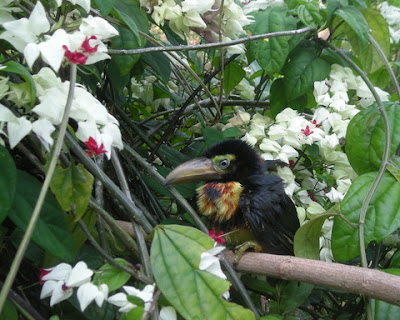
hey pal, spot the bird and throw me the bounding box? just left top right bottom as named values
left=165, top=139, right=300, bottom=256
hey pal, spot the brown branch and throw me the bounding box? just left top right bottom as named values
left=225, top=251, right=400, bottom=306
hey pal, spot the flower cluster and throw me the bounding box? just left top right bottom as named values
left=0, top=1, right=122, bottom=158
left=380, top=1, right=400, bottom=43
left=221, top=64, right=389, bottom=261
left=39, top=261, right=177, bottom=319
left=140, top=0, right=253, bottom=53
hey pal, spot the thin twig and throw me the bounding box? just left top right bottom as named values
left=77, top=219, right=152, bottom=284
left=65, top=132, right=154, bottom=233
left=111, top=152, right=153, bottom=281
left=108, top=27, right=313, bottom=55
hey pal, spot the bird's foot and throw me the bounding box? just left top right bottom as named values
left=234, top=241, right=263, bottom=265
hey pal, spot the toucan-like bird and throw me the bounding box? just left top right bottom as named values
left=165, top=139, right=299, bottom=256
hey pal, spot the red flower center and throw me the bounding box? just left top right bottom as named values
left=84, top=137, right=107, bottom=157
left=208, top=228, right=226, bottom=244
left=301, top=125, right=314, bottom=136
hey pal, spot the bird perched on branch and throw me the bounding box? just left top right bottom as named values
left=165, top=139, right=299, bottom=257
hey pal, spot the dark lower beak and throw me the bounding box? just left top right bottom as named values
left=164, top=157, right=221, bottom=185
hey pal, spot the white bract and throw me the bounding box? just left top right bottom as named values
left=108, top=284, right=155, bottom=314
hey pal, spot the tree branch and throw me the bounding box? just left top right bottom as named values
left=225, top=251, right=400, bottom=306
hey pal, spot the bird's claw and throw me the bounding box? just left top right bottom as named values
left=233, top=241, right=263, bottom=265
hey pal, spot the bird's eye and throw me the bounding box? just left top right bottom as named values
left=219, top=158, right=230, bottom=168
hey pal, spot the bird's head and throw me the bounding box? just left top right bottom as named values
left=165, top=139, right=265, bottom=185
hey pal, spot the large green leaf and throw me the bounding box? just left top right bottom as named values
left=283, top=46, right=330, bottom=100
left=50, top=163, right=94, bottom=220
left=223, top=62, right=245, bottom=95
left=331, top=172, right=400, bottom=262
left=0, top=144, right=17, bottom=223
left=9, top=171, right=75, bottom=262
left=151, top=225, right=255, bottom=320
left=2, top=61, right=36, bottom=108
left=344, top=9, right=390, bottom=73
left=294, top=213, right=336, bottom=260
left=246, top=7, right=297, bottom=74
left=141, top=51, right=172, bottom=84
left=346, top=102, right=400, bottom=175
left=374, top=269, right=400, bottom=319
left=335, top=6, right=369, bottom=51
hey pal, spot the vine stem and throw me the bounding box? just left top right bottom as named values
left=325, top=41, right=392, bottom=320
left=108, top=27, right=313, bottom=55
left=0, top=63, right=77, bottom=312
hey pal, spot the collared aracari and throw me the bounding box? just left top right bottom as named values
left=165, top=139, right=299, bottom=255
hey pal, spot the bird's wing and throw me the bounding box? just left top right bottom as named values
left=240, top=174, right=300, bottom=255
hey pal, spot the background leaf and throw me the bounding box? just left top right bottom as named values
left=294, top=213, right=335, bottom=260
left=0, top=144, right=17, bottom=223
left=335, top=6, right=369, bottom=50
left=331, top=172, right=400, bottom=262
left=246, top=7, right=297, bottom=74
left=223, top=62, right=245, bottom=95
left=151, top=225, right=255, bottom=320
left=9, top=171, right=75, bottom=262
left=283, top=46, right=330, bottom=100
left=50, top=163, right=94, bottom=220
left=346, top=102, right=400, bottom=175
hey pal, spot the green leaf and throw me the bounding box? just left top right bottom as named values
left=142, top=52, right=172, bottom=84
left=2, top=61, right=36, bottom=108
left=202, top=127, right=224, bottom=147
left=151, top=225, right=255, bottom=320
left=223, top=62, right=245, bottom=95
left=113, top=0, right=148, bottom=46
left=222, top=127, right=243, bottom=139
left=246, top=7, right=297, bottom=73
left=50, top=163, right=94, bottom=221
left=283, top=46, right=330, bottom=100
left=94, top=258, right=131, bottom=291
left=279, top=281, right=314, bottom=313
left=387, top=155, right=400, bottom=182
left=126, top=295, right=144, bottom=307
left=9, top=171, right=75, bottom=262
left=93, top=0, right=115, bottom=16
left=0, top=299, right=17, bottom=320
left=335, top=6, right=369, bottom=50
left=111, top=26, right=142, bottom=77
left=294, top=213, right=336, bottom=260
left=344, top=9, right=390, bottom=73
left=346, top=102, right=400, bottom=175
left=374, top=269, right=400, bottom=319
left=159, top=145, right=191, bottom=167
left=126, top=306, right=144, bottom=320
left=331, top=172, right=400, bottom=262
left=0, top=144, right=17, bottom=223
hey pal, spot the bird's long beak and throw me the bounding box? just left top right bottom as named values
left=164, top=157, right=221, bottom=185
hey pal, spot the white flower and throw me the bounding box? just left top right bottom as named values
left=242, top=132, right=257, bottom=146
left=32, top=118, right=56, bottom=151
left=80, top=16, right=119, bottom=40
left=0, top=2, right=50, bottom=52
left=306, top=202, right=326, bottom=219
left=199, top=246, right=226, bottom=280
left=77, top=283, right=108, bottom=311
left=181, top=0, right=215, bottom=14
left=325, top=187, right=344, bottom=203
left=160, top=306, right=177, bottom=320
left=108, top=284, right=155, bottom=314
left=65, top=261, right=93, bottom=287
left=7, top=116, right=32, bottom=148
left=183, top=10, right=207, bottom=29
